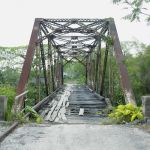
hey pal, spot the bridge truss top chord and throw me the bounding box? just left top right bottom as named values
left=38, top=18, right=109, bottom=59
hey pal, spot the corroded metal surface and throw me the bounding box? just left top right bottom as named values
left=109, top=18, right=136, bottom=105
left=16, top=18, right=42, bottom=110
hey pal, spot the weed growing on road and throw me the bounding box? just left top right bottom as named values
left=14, top=106, right=43, bottom=124
left=24, top=106, right=44, bottom=124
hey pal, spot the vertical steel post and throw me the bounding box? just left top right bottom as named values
left=109, top=18, right=136, bottom=105
left=89, top=55, right=92, bottom=89
left=49, top=40, right=55, bottom=91
left=51, top=61, right=55, bottom=91
left=53, top=53, right=57, bottom=89
left=98, top=47, right=102, bottom=94
left=40, top=42, right=49, bottom=96
left=35, top=45, right=41, bottom=103
left=60, top=56, right=64, bottom=85
left=16, top=18, right=42, bottom=110
left=89, top=56, right=92, bottom=88
left=95, top=38, right=101, bottom=91
left=48, top=39, right=52, bottom=93
left=109, top=46, right=114, bottom=101
left=100, top=43, right=109, bottom=95
left=92, top=59, right=95, bottom=90
left=57, top=54, right=61, bottom=88
left=86, top=56, right=89, bottom=86
left=48, top=38, right=55, bottom=91
left=85, top=56, right=88, bottom=85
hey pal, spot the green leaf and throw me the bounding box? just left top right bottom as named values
left=108, top=103, right=144, bottom=124
left=115, top=111, right=122, bottom=117
left=124, top=110, right=131, bottom=115
left=36, top=117, right=44, bottom=124
left=131, top=114, right=137, bottom=122
left=117, top=105, right=125, bottom=110
left=112, top=0, right=122, bottom=4
left=96, top=112, right=102, bottom=115
left=136, top=112, right=144, bottom=120
left=25, top=106, right=37, bottom=115
left=125, top=103, right=135, bottom=110
left=108, top=113, right=115, bottom=118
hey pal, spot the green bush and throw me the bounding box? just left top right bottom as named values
left=108, top=103, right=144, bottom=123
left=24, top=106, right=43, bottom=124
left=0, top=86, right=16, bottom=120
left=13, top=106, right=43, bottom=124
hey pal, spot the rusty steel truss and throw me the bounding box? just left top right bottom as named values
left=15, top=18, right=136, bottom=110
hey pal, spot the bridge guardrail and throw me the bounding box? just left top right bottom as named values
left=13, top=90, right=28, bottom=113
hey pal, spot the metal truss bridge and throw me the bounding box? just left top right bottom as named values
left=15, top=18, right=136, bottom=111
left=0, top=18, right=139, bottom=146
left=0, top=17, right=136, bottom=124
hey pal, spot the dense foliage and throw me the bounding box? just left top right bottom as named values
left=122, top=41, right=150, bottom=105
left=64, top=62, right=86, bottom=84
left=0, top=41, right=150, bottom=115
left=0, top=46, right=26, bottom=85
left=0, top=86, right=16, bottom=120
left=108, top=103, right=144, bottom=123
left=24, top=106, right=43, bottom=124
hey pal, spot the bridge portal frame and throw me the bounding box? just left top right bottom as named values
left=15, top=18, right=136, bottom=111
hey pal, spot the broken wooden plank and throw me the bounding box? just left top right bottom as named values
left=45, top=101, right=58, bottom=121
left=79, top=108, right=84, bottom=116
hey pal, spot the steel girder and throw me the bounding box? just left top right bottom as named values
left=109, top=18, right=136, bottom=105
left=15, top=18, right=42, bottom=111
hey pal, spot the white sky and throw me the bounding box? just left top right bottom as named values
left=0, top=0, right=150, bottom=46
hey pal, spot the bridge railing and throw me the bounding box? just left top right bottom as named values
left=13, top=90, right=28, bottom=113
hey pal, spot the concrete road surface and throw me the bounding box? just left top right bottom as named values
left=0, top=124, right=150, bottom=150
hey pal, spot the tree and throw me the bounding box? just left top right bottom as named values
left=121, top=41, right=150, bottom=105
left=112, top=0, right=150, bottom=23
left=64, top=61, right=86, bottom=84
left=0, top=46, right=27, bottom=86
